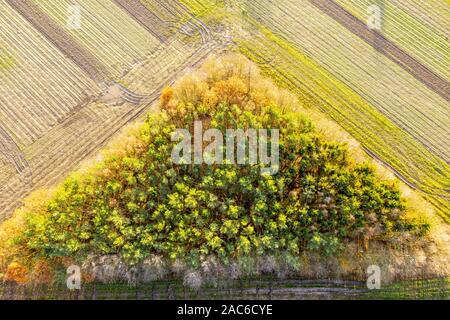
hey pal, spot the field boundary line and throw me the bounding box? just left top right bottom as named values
left=309, top=0, right=450, bottom=102
left=6, top=0, right=110, bottom=83
left=113, top=0, right=169, bottom=42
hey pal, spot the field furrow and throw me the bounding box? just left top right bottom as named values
left=0, top=37, right=220, bottom=219
left=114, top=0, right=169, bottom=41
left=309, top=0, right=449, bottom=102
left=32, top=0, right=161, bottom=78
left=6, top=0, right=110, bottom=82
left=0, top=1, right=99, bottom=146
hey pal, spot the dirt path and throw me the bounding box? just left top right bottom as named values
left=309, top=0, right=450, bottom=102
left=6, top=0, right=109, bottom=83
left=113, top=0, right=169, bottom=42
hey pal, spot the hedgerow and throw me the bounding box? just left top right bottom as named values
left=0, top=54, right=427, bottom=282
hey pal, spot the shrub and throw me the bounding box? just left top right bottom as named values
left=32, top=260, right=53, bottom=285
left=4, top=262, right=28, bottom=285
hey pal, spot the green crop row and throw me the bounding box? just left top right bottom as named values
left=234, top=19, right=450, bottom=221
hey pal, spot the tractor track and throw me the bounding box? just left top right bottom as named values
left=6, top=0, right=109, bottom=83
left=0, top=126, right=30, bottom=176
left=309, top=0, right=450, bottom=102
left=113, top=0, right=169, bottom=42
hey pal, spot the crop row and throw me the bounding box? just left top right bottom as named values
left=244, top=0, right=449, bottom=162
left=0, top=1, right=99, bottom=146
left=32, top=0, right=161, bottom=78
left=232, top=4, right=449, bottom=219
left=335, top=0, right=449, bottom=82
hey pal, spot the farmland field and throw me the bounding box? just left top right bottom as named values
left=6, top=0, right=110, bottom=82
left=0, top=0, right=449, bottom=302
left=335, top=0, right=449, bottom=83
left=31, top=0, right=161, bottom=78
left=0, top=0, right=222, bottom=219
left=181, top=0, right=449, bottom=220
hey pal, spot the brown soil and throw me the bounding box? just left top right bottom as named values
left=310, top=0, right=450, bottom=102
left=6, top=0, right=109, bottom=83
left=114, top=0, right=169, bottom=42
left=0, top=126, right=28, bottom=175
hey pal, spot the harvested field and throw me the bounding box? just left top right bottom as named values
left=310, top=0, right=449, bottom=102
left=114, top=0, right=169, bottom=42
left=6, top=0, right=109, bottom=82
left=0, top=1, right=100, bottom=146
left=32, top=0, right=161, bottom=78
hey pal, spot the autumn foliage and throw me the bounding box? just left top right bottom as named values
left=4, top=262, right=28, bottom=285
left=0, top=54, right=428, bottom=283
